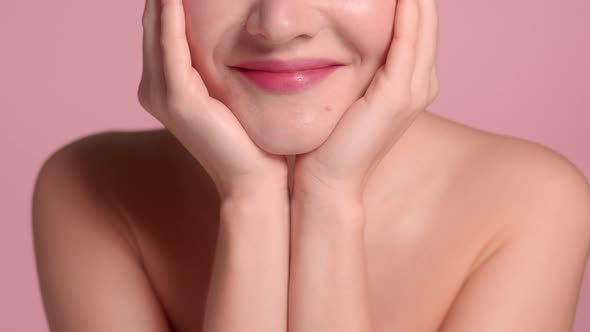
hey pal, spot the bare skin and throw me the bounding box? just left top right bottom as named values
left=32, top=0, right=590, bottom=330
left=33, top=110, right=590, bottom=332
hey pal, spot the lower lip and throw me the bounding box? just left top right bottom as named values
left=233, top=66, right=341, bottom=93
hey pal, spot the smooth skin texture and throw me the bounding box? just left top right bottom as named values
left=182, top=0, right=394, bottom=155
left=286, top=0, right=438, bottom=331
left=32, top=0, right=590, bottom=332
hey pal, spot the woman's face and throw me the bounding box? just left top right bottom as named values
left=184, top=0, right=397, bottom=155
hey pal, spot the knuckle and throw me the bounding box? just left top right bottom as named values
left=430, top=86, right=440, bottom=102
left=137, top=87, right=153, bottom=113
left=137, top=79, right=161, bottom=114
left=430, top=74, right=440, bottom=100
left=141, top=12, right=153, bottom=29
left=137, top=80, right=149, bottom=104
left=416, top=99, right=430, bottom=112
left=432, top=78, right=440, bottom=94
left=413, top=88, right=429, bottom=108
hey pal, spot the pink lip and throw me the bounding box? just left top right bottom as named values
left=231, top=58, right=343, bottom=93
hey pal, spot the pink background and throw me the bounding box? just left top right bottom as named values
left=1, top=1, right=589, bottom=330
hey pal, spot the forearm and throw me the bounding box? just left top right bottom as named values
left=288, top=195, right=373, bottom=332
left=202, top=191, right=290, bottom=332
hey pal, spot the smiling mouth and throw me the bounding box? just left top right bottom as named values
left=232, top=66, right=342, bottom=93
left=233, top=58, right=344, bottom=72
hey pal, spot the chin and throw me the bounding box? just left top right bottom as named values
left=205, top=90, right=349, bottom=156
left=249, top=127, right=329, bottom=155
left=237, top=101, right=341, bottom=155
left=205, top=65, right=364, bottom=156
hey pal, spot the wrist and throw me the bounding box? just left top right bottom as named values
left=290, top=182, right=363, bottom=211
left=220, top=189, right=290, bottom=229
left=290, top=191, right=366, bottom=230
left=290, top=166, right=365, bottom=206
left=219, top=177, right=289, bottom=202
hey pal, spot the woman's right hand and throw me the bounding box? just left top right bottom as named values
left=137, top=0, right=289, bottom=199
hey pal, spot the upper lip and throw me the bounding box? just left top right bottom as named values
left=232, top=58, right=343, bottom=73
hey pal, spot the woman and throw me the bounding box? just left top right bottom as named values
left=32, top=0, right=590, bottom=331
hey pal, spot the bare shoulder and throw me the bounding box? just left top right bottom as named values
left=404, top=113, right=589, bottom=269
left=40, top=127, right=217, bottom=208
left=36, top=128, right=198, bottom=182
left=423, top=112, right=590, bottom=225
left=428, top=110, right=590, bottom=258
left=421, top=114, right=590, bottom=331
left=33, top=128, right=219, bottom=248
left=461, top=119, right=590, bottom=234
left=32, top=129, right=222, bottom=331
left=33, top=129, right=167, bottom=253
left=31, top=129, right=191, bottom=331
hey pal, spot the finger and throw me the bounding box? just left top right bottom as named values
left=378, top=0, right=420, bottom=104
left=310, top=0, right=420, bottom=175
left=428, top=65, right=440, bottom=101
left=159, top=0, right=194, bottom=99
left=141, top=0, right=162, bottom=80
left=412, top=0, right=439, bottom=95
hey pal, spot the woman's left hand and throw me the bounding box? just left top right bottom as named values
left=292, top=0, right=440, bottom=201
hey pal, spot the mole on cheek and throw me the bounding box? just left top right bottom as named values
left=324, top=105, right=333, bottom=112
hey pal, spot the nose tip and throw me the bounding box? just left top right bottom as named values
left=245, top=1, right=319, bottom=46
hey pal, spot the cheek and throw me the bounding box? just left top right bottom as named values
left=338, top=0, right=396, bottom=63
left=368, top=4, right=396, bottom=63
left=184, top=1, right=241, bottom=92
left=184, top=2, right=225, bottom=60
